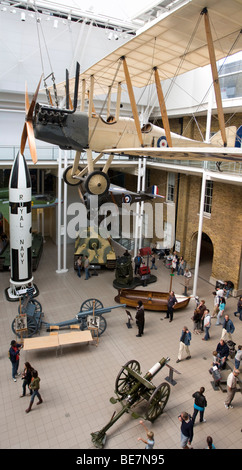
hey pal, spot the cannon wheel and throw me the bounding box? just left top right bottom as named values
left=78, top=314, right=107, bottom=336
left=97, top=314, right=107, bottom=336
left=11, top=314, right=38, bottom=338
left=80, top=298, right=103, bottom=312
left=18, top=299, right=42, bottom=315
left=115, top=359, right=141, bottom=398
left=145, top=382, right=170, bottom=422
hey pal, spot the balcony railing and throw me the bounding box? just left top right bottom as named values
left=0, top=145, right=242, bottom=176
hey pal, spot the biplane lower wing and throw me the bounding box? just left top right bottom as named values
left=103, top=147, right=242, bottom=163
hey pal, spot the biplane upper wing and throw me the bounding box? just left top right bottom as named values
left=55, top=0, right=242, bottom=97
left=102, top=146, right=242, bottom=163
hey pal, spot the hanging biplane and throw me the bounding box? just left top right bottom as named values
left=20, top=0, right=242, bottom=198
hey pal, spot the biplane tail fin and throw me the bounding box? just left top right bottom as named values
left=210, top=126, right=237, bottom=147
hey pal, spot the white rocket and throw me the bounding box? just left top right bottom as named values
left=9, top=152, right=33, bottom=288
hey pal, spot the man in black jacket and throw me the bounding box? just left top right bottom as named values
left=216, top=339, right=229, bottom=369
left=135, top=300, right=145, bottom=337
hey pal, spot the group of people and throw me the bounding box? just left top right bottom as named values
left=134, top=251, right=158, bottom=274
left=76, top=254, right=91, bottom=280
left=171, top=252, right=186, bottom=275
left=138, top=387, right=214, bottom=449
left=191, top=294, right=236, bottom=344
left=9, top=341, right=43, bottom=413
left=178, top=387, right=213, bottom=450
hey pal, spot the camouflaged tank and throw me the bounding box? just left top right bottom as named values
left=74, top=227, right=116, bottom=270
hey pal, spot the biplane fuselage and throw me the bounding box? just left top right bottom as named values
left=34, top=108, right=231, bottom=154
left=89, top=115, right=212, bottom=152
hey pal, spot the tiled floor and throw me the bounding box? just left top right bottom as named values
left=0, top=239, right=241, bottom=450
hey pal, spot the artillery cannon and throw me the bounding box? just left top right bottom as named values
left=91, top=357, right=170, bottom=449
left=12, top=297, right=126, bottom=338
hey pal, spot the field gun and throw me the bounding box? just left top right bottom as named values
left=91, top=357, right=170, bottom=448
left=45, top=298, right=126, bottom=336
left=12, top=297, right=126, bottom=338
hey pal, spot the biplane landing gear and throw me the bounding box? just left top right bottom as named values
left=145, top=382, right=170, bottom=422
left=63, top=165, right=83, bottom=186
left=85, top=170, right=110, bottom=196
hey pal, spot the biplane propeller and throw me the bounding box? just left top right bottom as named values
left=21, top=1, right=242, bottom=198
left=20, top=76, right=42, bottom=164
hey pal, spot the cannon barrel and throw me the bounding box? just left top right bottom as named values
left=43, top=303, right=126, bottom=330
left=75, top=303, right=126, bottom=320
left=91, top=357, right=170, bottom=448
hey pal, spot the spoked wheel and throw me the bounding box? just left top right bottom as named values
left=96, top=314, right=107, bottom=336
left=85, top=171, right=110, bottom=196
left=11, top=314, right=38, bottom=338
left=63, top=165, right=83, bottom=186
left=115, top=359, right=141, bottom=398
left=78, top=313, right=107, bottom=336
left=80, top=298, right=103, bottom=312
left=145, top=382, right=170, bottom=422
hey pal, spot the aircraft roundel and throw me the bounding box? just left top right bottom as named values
left=123, top=194, right=132, bottom=203
left=157, top=136, right=168, bottom=147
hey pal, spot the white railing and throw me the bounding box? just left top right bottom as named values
left=1, top=145, right=242, bottom=176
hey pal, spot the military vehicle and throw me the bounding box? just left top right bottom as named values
left=74, top=227, right=116, bottom=270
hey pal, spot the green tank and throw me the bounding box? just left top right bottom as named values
left=74, top=227, right=116, bottom=270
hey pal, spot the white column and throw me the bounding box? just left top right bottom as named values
left=134, top=159, right=141, bottom=256
left=56, top=148, right=62, bottom=273
left=192, top=170, right=207, bottom=297
left=56, top=149, right=68, bottom=273
left=63, top=151, right=68, bottom=271
left=138, top=157, right=146, bottom=250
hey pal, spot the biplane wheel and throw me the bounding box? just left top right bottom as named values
left=11, top=314, right=38, bottom=338
left=145, top=382, right=170, bottom=422
left=18, top=299, right=42, bottom=315
left=80, top=298, right=103, bottom=312
left=63, top=165, right=82, bottom=186
left=85, top=170, right=110, bottom=196
left=115, top=359, right=141, bottom=397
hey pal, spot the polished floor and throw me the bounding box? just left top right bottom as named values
left=0, top=239, right=241, bottom=450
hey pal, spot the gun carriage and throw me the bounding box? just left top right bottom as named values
left=91, top=357, right=170, bottom=448
left=11, top=297, right=125, bottom=338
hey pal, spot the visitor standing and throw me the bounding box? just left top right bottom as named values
left=9, top=340, right=22, bottom=382
left=166, top=291, right=178, bottom=322
left=176, top=327, right=192, bottom=363
left=84, top=255, right=91, bottom=280
left=178, top=412, right=194, bottom=449
left=192, top=387, right=207, bottom=423
left=135, top=300, right=145, bottom=337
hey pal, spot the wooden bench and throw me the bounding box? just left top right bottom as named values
left=23, top=330, right=93, bottom=355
